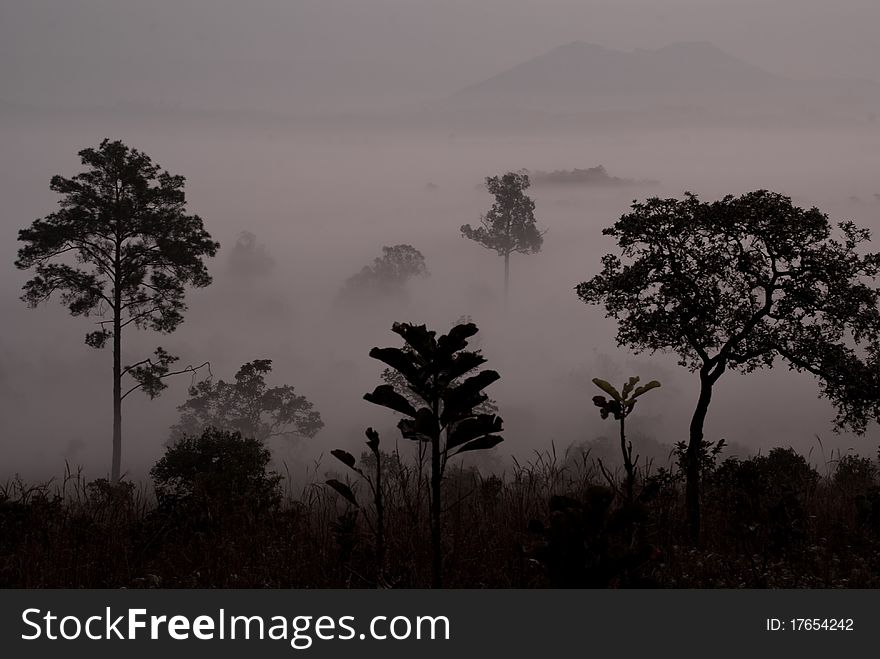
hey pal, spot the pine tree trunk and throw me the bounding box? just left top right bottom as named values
left=503, top=252, right=510, bottom=308
left=111, top=305, right=122, bottom=483
left=111, top=233, right=123, bottom=485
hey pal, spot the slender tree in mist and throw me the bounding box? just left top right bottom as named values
left=169, top=359, right=324, bottom=445
left=461, top=171, right=544, bottom=304
left=15, top=139, right=219, bottom=482
left=577, top=190, right=880, bottom=543
left=364, top=321, right=504, bottom=587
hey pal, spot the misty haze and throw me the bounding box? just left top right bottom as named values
left=2, top=0, right=880, bottom=588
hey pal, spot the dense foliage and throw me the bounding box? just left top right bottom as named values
left=151, top=427, right=282, bottom=513
left=169, top=360, right=323, bottom=445
left=340, top=244, right=428, bottom=301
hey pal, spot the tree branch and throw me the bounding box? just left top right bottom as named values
left=122, top=361, right=212, bottom=400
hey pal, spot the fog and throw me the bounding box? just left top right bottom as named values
left=2, top=1, right=879, bottom=482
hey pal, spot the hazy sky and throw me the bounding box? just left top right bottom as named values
left=3, top=0, right=880, bottom=113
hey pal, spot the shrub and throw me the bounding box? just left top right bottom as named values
left=151, top=428, right=282, bottom=515
left=708, top=448, right=819, bottom=555
left=833, top=454, right=877, bottom=495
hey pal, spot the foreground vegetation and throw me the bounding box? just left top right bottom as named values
left=3, top=433, right=880, bottom=588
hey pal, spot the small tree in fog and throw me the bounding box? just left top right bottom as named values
left=340, top=244, right=428, bottom=301
left=228, top=230, right=275, bottom=277
left=591, top=376, right=660, bottom=502
left=15, top=139, right=219, bottom=483
left=327, top=427, right=386, bottom=580
left=577, top=190, right=880, bottom=543
left=169, top=359, right=323, bottom=445
left=365, top=321, right=504, bottom=587
left=461, top=171, right=544, bottom=304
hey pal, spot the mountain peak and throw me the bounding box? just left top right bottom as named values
left=553, top=41, right=611, bottom=53
left=452, top=41, right=783, bottom=109
left=654, top=40, right=725, bottom=54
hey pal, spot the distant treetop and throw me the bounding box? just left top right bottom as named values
left=340, top=244, right=429, bottom=301
left=228, top=230, right=275, bottom=277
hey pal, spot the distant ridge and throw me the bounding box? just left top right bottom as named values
left=528, top=166, right=658, bottom=188
left=440, top=41, right=880, bottom=120
left=458, top=41, right=780, bottom=98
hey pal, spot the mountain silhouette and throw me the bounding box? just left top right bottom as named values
left=459, top=41, right=779, bottom=97
left=441, top=41, right=880, bottom=120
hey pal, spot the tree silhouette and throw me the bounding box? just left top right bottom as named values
left=461, top=171, right=544, bottom=304
left=327, top=427, right=386, bottom=581
left=15, top=139, right=219, bottom=482
left=170, top=359, right=324, bottom=445
left=151, top=428, right=282, bottom=514
left=592, top=376, right=661, bottom=502
left=379, top=316, right=499, bottom=418
left=340, top=244, right=428, bottom=302
left=228, top=230, right=275, bottom=277
left=577, top=190, right=880, bottom=542
left=364, top=321, right=504, bottom=587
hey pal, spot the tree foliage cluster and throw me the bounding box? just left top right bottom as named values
left=461, top=171, right=543, bottom=258
left=169, top=359, right=324, bottom=445
left=228, top=230, right=276, bottom=277
left=340, top=244, right=428, bottom=301
left=152, top=427, right=282, bottom=515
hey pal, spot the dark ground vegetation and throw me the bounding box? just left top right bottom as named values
left=3, top=431, right=880, bottom=588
